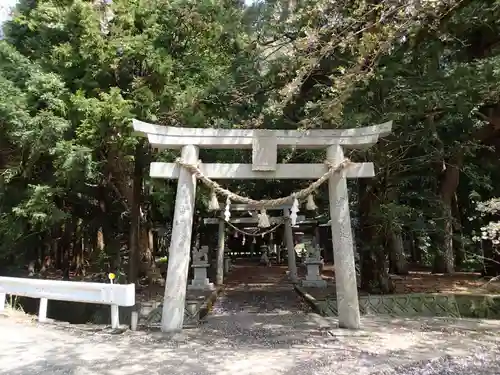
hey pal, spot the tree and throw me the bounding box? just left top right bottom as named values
left=1, top=0, right=258, bottom=281
left=246, top=0, right=500, bottom=291
left=2, top=0, right=500, bottom=298
left=0, top=41, right=71, bottom=268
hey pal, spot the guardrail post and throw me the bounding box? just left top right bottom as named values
left=38, top=298, right=48, bottom=323
left=111, top=304, right=119, bottom=329
left=0, top=293, right=5, bottom=313
left=130, top=310, right=138, bottom=331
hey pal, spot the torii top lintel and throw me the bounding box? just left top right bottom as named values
left=132, top=119, right=392, bottom=150
left=133, top=119, right=392, bottom=173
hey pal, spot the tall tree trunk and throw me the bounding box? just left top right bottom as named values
left=152, top=230, right=159, bottom=258
left=61, top=219, right=76, bottom=280
left=386, top=188, right=408, bottom=275
left=99, top=187, right=121, bottom=273
left=128, top=143, right=144, bottom=284
left=432, top=200, right=455, bottom=273
left=408, top=232, right=421, bottom=264
left=53, top=226, right=62, bottom=269
left=452, top=193, right=465, bottom=268
left=73, top=220, right=85, bottom=276
left=139, top=226, right=158, bottom=280
left=453, top=233, right=465, bottom=269
left=433, top=155, right=462, bottom=273
left=389, top=229, right=408, bottom=275
left=358, top=180, right=392, bottom=293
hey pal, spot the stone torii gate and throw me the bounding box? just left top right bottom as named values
left=203, top=205, right=306, bottom=285
left=133, top=119, right=392, bottom=332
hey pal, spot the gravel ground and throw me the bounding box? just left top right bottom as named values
left=0, top=286, right=499, bottom=375
left=374, top=353, right=500, bottom=375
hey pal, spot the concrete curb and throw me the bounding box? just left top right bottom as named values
left=199, top=286, right=223, bottom=321
left=294, top=285, right=500, bottom=319
left=294, top=284, right=325, bottom=315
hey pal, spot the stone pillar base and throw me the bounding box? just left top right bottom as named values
left=301, top=260, right=327, bottom=288
left=188, top=281, right=215, bottom=291
left=188, top=263, right=215, bottom=291
left=224, top=257, right=231, bottom=274
left=301, top=279, right=327, bottom=288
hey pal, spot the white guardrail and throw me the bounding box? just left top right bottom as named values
left=0, top=277, right=135, bottom=329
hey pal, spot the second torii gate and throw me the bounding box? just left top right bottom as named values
left=203, top=204, right=306, bottom=285
left=133, top=119, right=392, bottom=332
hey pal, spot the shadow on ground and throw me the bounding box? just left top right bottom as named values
left=2, top=261, right=499, bottom=375
left=1, top=313, right=499, bottom=375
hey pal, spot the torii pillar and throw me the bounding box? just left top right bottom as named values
left=133, top=119, right=392, bottom=331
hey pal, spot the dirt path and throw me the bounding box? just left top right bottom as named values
left=214, top=262, right=305, bottom=314
left=2, top=263, right=500, bottom=375
left=1, top=313, right=500, bottom=375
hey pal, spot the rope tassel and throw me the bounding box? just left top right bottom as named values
left=208, top=190, right=219, bottom=211
left=258, top=209, right=271, bottom=228
left=224, top=197, right=231, bottom=222
left=306, top=194, right=317, bottom=210
left=290, top=197, right=299, bottom=226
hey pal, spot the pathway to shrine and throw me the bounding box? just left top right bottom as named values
left=2, top=262, right=500, bottom=375
left=214, top=262, right=303, bottom=314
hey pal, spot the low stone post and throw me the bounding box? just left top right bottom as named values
left=216, top=216, right=225, bottom=285
left=188, top=246, right=215, bottom=291
left=39, top=298, right=48, bottom=323
left=224, top=255, right=232, bottom=274
left=110, top=304, right=119, bottom=328
left=283, top=209, right=298, bottom=282
left=301, top=246, right=326, bottom=288
left=130, top=310, right=139, bottom=331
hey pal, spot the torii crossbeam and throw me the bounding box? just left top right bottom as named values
left=134, top=119, right=392, bottom=332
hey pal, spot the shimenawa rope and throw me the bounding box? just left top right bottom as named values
left=175, top=158, right=351, bottom=208
left=225, top=220, right=283, bottom=237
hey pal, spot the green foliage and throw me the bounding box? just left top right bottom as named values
left=1, top=0, right=500, bottom=285
left=12, top=185, right=68, bottom=227
left=0, top=0, right=258, bottom=264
